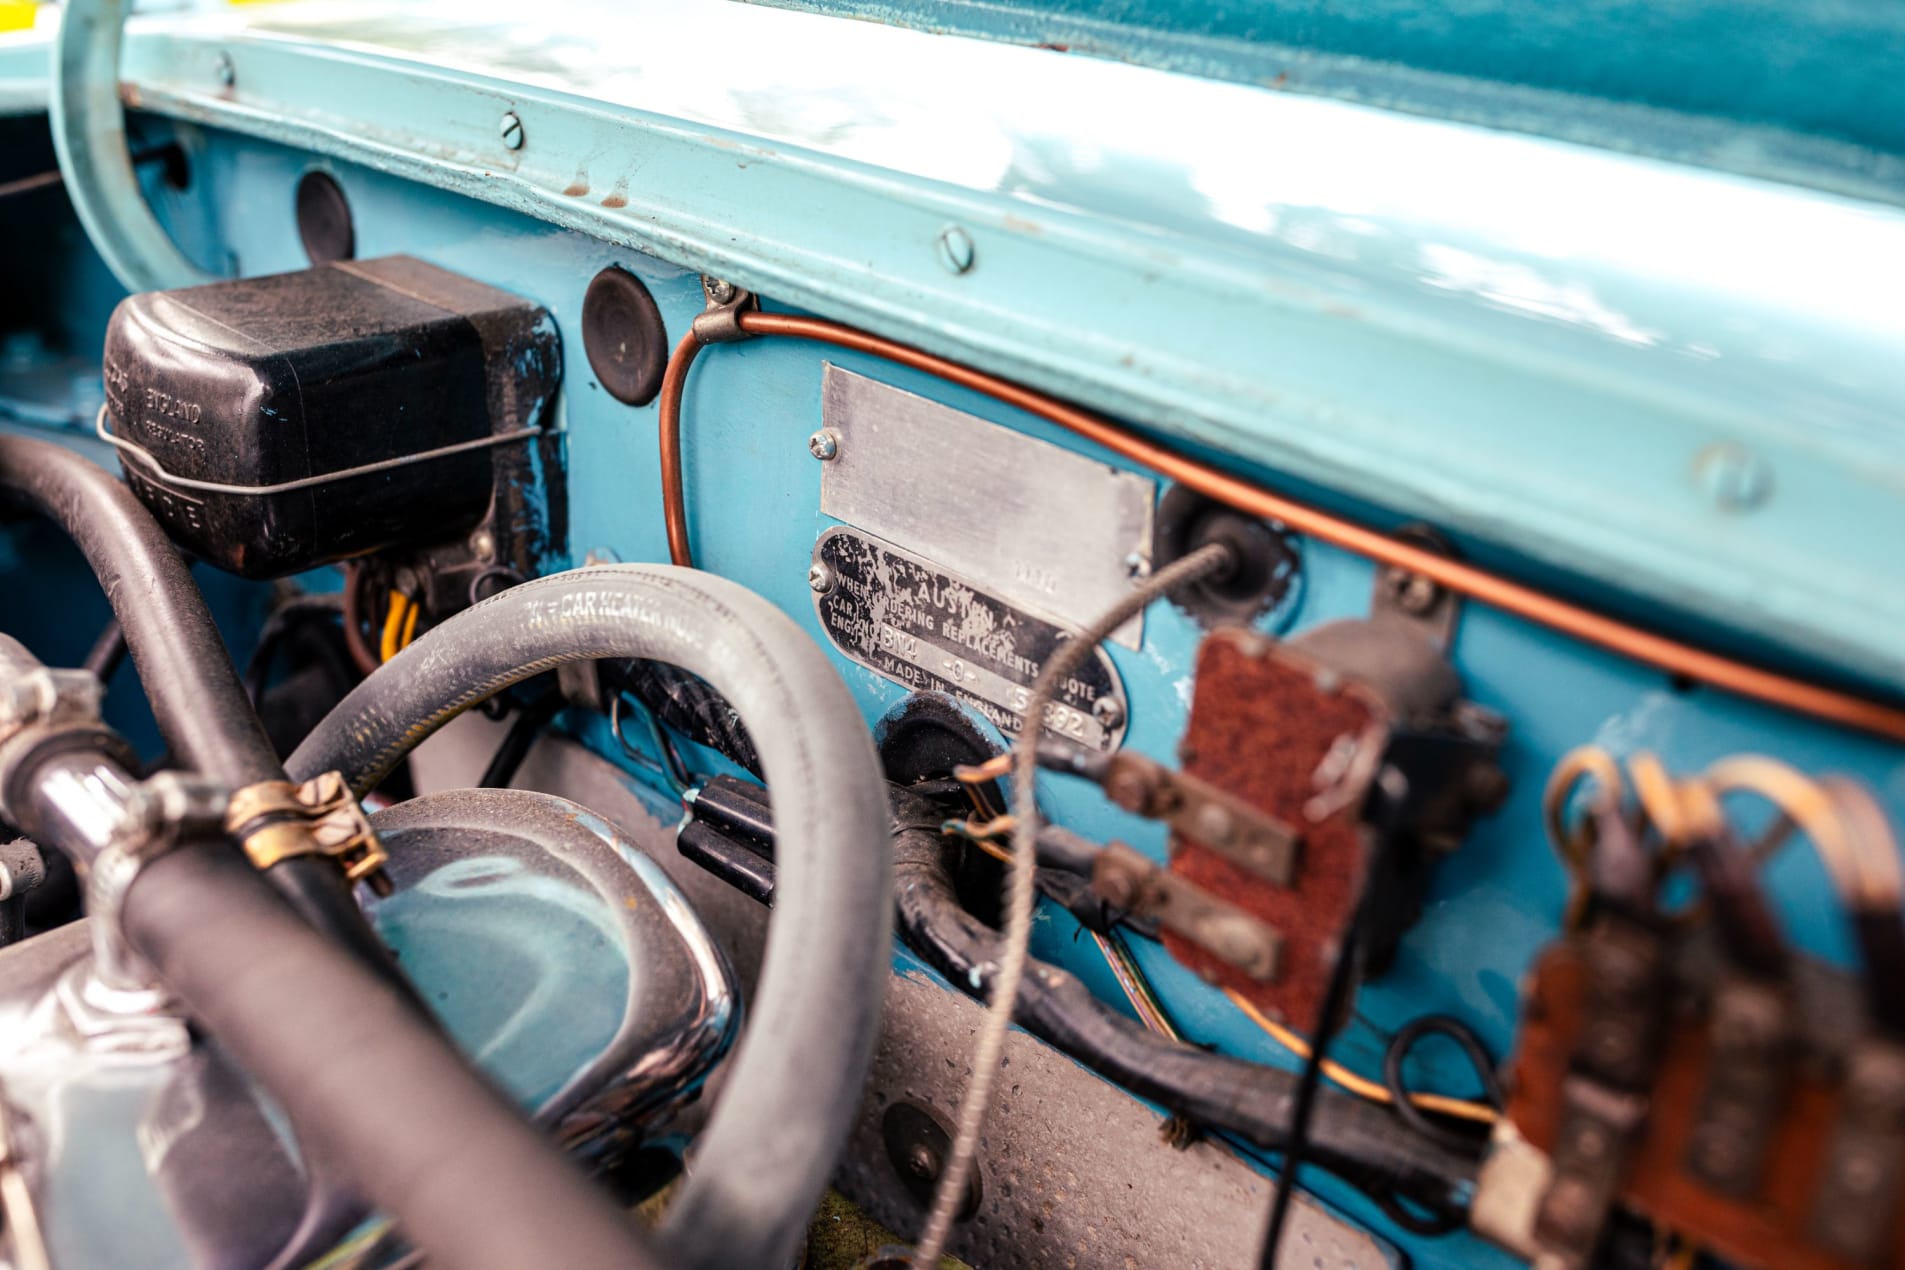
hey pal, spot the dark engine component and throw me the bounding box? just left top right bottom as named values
left=100, top=255, right=561, bottom=578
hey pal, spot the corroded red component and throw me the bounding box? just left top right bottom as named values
left=1166, top=628, right=1388, bottom=1026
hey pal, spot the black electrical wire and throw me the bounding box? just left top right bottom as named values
left=887, top=793, right=1477, bottom=1217
left=479, top=684, right=566, bottom=789
left=1256, top=844, right=1379, bottom=1268
left=242, top=594, right=352, bottom=705
left=1380, top=1015, right=1505, bottom=1158
left=82, top=617, right=127, bottom=683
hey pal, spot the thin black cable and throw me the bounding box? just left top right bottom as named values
left=1380, top=1014, right=1504, bottom=1158
left=82, top=618, right=126, bottom=683
left=242, top=595, right=348, bottom=704
left=479, top=686, right=565, bottom=789
left=1256, top=780, right=1401, bottom=1269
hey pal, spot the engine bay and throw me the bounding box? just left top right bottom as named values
left=1, top=3, right=1903, bottom=1267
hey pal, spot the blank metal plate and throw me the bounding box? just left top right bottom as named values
left=820, top=365, right=1156, bottom=649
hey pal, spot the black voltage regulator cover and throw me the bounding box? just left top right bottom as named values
left=102, top=256, right=561, bottom=578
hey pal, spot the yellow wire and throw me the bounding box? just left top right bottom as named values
left=1542, top=744, right=1625, bottom=871
left=378, top=591, right=410, bottom=663
left=400, top=593, right=421, bottom=649
left=1704, top=755, right=1897, bottom=908
left=1224, top=989, right=1500, bottom=1126
left=955, top=755, right=1012, bottom=784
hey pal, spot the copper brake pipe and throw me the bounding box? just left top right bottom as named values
left=657, top=310, right=1905, bottom=743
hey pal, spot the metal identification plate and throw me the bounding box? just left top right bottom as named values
left=812, top=528, right=1129, bottom=751
left=819, top=365, right=1156, bottom=649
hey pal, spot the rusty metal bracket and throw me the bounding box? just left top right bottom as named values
left=1091, top=841, right=1281, bottom=981
left=227, top=771, right=392, bottom=895
left=1100, top=750, right=1301, bottom=886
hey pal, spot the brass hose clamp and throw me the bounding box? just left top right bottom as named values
left=226, top=771, right=392, bottom=896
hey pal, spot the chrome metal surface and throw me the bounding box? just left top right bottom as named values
left=365, top=788, right=737, bottom=1140
left=0, top=923, right=308, bottom=1270
left=810, top=527, right=1131, bottom=751
left=0, top=783, right=733, bottom=1270
left=820, top=365, right=1155, bottom=649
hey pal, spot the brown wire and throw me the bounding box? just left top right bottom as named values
left=656, top=312, right=1905, bottom=742
left=339, top=562, right=380, bottom=677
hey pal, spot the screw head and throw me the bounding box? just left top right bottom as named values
left=1385, top=568, right=1440, bottom=616
left=499, top=111, right=525, bottom=150
left=808, top=429, right=840, bottom=461
left=214, top=53, right=236, bottom=88
left=469, top=528, right=497, bottom=562
left=808, top=562, right=836, bottom=594
left=1123, top=551, right=1151, bottom=580
left=702, top=277, right=737, bottom=305
left=905, top=1142, right=940, bottom=1181
left=1091, top=695, right=1124, bottom=730
left=936, top=225, right=976, bottom=275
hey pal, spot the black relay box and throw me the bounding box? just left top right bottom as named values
left=101, top=256, right=561, bottom=578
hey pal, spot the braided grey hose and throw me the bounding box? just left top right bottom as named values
left=912, top=541, right=1234, bottom=1264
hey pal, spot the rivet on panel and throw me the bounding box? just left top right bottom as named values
left=1695, top=442, right=1772, bottom=512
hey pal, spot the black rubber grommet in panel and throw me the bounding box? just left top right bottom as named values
left=295, top=170, right=355, bottom=264
left=582, top=265, right=669, bottom=406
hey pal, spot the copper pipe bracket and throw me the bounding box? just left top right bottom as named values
left=690, top=277, right=757, bottom=344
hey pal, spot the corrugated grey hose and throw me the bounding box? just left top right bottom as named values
left=290, top=564, right=892, bottom=1270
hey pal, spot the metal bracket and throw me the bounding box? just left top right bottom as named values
left=1091, top=841, right=1281, bottom=981
left=1370, top=524, right=1463, bottom=651
left=227, top=771, right=392, bottom=895
left=0, top=668, right=102, bottom=748
left=690, top=276, right=758, bottom=344
left=1100, top=750, right=1300, bottom=885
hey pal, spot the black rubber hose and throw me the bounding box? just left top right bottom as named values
left=116, top=843, right=662, bottom=1270
left=289, top=564, right=892, bottom=1270
left=889, top=805, right=1477, bottom=1215
left=0, top=436, right=273, bottom=782
left=0, top=436, right=393, bottom=973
